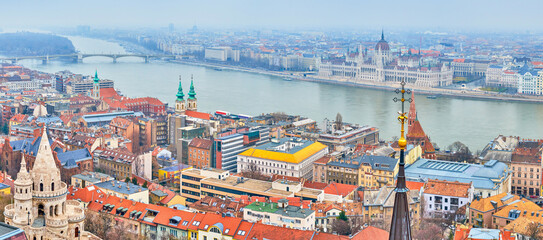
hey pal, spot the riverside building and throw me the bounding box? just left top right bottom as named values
left=318, top=32, right=453, bottom=87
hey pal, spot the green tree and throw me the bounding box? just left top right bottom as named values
left=1, top=123, right=8, bottom=135
left=131, top=177, right=138, bottom=185
left=337, top=210, right=348, bottom=222
left=125, top=177, right=130, bottom=183
left=142, top=181, right=148, bottom=189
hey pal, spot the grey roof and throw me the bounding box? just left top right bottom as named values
left=361, top=155, right=398, bottom=172
left=255, top=137, right=314, bottom=154
left=0, top=222, right=24, bottom=239
left=57, top=148, right=92, bottom=168
left=72, top=171, right=112, bottom=183
left=95, top=180, right=148, bottom=195
left=364, top=186, right=420, bottom=207
left=151, top=190, right=168, bottom=197
left=82, top=111, right=143, bottom=124
left=11, top=137, right=61, bottom=156
left=405, top=159, right=509, bottom=190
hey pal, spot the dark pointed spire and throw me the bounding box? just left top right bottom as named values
left=381, top=29, right=385, bottom=40
left=390, top=82, right=412, bottom=240
left=188, top=74, right=196, bottom=100
left=93, top=69, right=99, bottom=83
left=176, top=75, right=184, bottom=101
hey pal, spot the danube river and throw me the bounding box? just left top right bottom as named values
left=15, top=36, right=543, bottom=151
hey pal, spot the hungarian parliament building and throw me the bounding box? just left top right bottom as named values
left=317, top=33, right=454, bottom=87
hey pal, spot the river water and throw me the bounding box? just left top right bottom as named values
left=14, top=36, right=543, bottom=151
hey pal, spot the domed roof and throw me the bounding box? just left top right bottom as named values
left=375, top=31, right=390, bottom=51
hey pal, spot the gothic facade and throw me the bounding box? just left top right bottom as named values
left=3, top=128, right=98, bottom=239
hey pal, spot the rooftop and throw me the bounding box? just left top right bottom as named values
left=405, top=159, right=509, bottom=190
left=95, top=180, right=148, bottom=195
left=238, top=138, right=327, bottom=164
left=424, top=179, right=472, bottom=198
left=244, top=201, right=314, bottom=219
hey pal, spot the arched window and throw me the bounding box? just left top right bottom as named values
left=50, top=206, right=54, bottom=217
left=51, top=182, right=54, bottom=191
left=40, top=183, right=43, bottom=191
left=75, top=227, right=79, bottom=237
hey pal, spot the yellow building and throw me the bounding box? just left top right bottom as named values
left=325, top=154, right=398, bottom=189
left=157, top=164, right=193, bottom=188
left=0, top=183, right=11, bottom=195
left=237, top=138, right=328, bottom=179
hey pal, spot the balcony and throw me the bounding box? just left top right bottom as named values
left=45, top=217, right=68, bottom=227
left=4, top=204, right=14, bottom=219
left=32, top=182, right=68, bottom=199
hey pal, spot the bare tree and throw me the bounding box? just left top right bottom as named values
left=526, top=222, right=542, bottom=239
left=84, top=211, right=113, bottom=239
left=0, top=194, right=13, bottom=222
left=240, top=162, right=269, bottom=181
left=412, top=220, right=443, bottom=240
left=331, top=219, right=352, bottom=236
left=335, top=113, right=343, bottom=131
left=447, top=141, right=472, bottom=163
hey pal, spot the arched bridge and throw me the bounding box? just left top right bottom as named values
left=0, top=53, right=184, bottom=64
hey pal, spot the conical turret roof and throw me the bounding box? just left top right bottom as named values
left=94, top=70, right=99, bottom=83
left=32, top=127, right=59, bottom=174
left=15, top=155, right=31, bottom=184
left=176, top=77, right=185, bottom=101
left=188, top=75, right=196, bottom=100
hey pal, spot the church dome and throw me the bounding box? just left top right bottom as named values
left=375, top=31, right=390, bottom=51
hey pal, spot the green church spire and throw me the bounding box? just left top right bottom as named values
left=188, top=75, right=196, bottom=100
left=176, top=76, right=184, bottom=101
left=94, top=70, right=99, bottom=83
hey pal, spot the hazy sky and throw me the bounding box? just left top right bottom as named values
left=3, top=0, right=543, bottom=32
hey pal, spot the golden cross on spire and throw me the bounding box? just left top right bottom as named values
left=393, top=80, right=412, bottom=150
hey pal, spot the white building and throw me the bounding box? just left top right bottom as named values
left=423, top=179, right=474, bottom=218
left=318, top=33, right=453, bottom=88
left=205, top=47, right=240, bottom=62
left=243, top=198, right=316, bottom=230
left=237, top=138, right=328, bottom=179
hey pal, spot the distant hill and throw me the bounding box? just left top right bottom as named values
left=0, top=32, right=75, bottom=56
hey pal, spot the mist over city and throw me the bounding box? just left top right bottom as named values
left=0, top=1, right=541, bottom=240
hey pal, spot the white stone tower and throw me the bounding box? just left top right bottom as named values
left=3, top=127, right=91, bottom=239
left=175, top=75, right=187, bottom=115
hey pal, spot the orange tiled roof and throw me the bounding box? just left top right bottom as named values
left=185, top=110, right=211, bottom=120
left=351, top=226, right=389, bottom=240
left=189, top=138, right=213, bottom=149
left=99, top=88, right=121, bottom=99
left=424, top=179, right=471, bottom=198
left=469, top=192, right=519, bottom=213
left=493, top=199, right=542, bottom=221
left=407, top=120, right=426, bottom=139
left=406, top=181, right=425, bottom=191
left=323, top=182, right=357, bottom=197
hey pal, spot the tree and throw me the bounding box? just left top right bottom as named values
left=142, top=181, right=148, bottom=188
left=337, top=210, right=348, bottom=222
left=240, top=162, right=269, bottom=181
left=412, top=221, right=443, bottom=240
left=0, top=194, right=13, bottom=222
left=447, top=141, right=472, bottom=162
left=526, top=221, right=542, bottom=239
left=125, top=177, right=130, bottom=183
left=131, top=177, right=138, bottom=185
left=1, top=123, right=8, bottom=135
left=331, top=219, right=352, bottom=236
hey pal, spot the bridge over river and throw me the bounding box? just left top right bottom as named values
left=0, top=53, right=184, bottom=64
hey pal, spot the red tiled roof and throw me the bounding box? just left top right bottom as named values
left=323, top=182, right=357, bottom=197
left=189, top=138, right=213, bottom=149
left=100, top=88, right=121, bottom=99
left=407, top=120, right=426, bottom=139
left=405, top=180, right=425, bottom=191
left=424, top=179, right=472, bottom=198
left=313, top=156, right=331, bottom=165
left=271, top=174, right=301, bottom=183
left=185, top=110, right=211, bottom=120
left=246, top=222, right=315, bottom=240
left=303, top=181, right=328, bottom=190
left=351, top=226, right=389, bottom=240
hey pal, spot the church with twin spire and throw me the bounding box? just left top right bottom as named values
left=3, top=128, right=97, bottom=240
